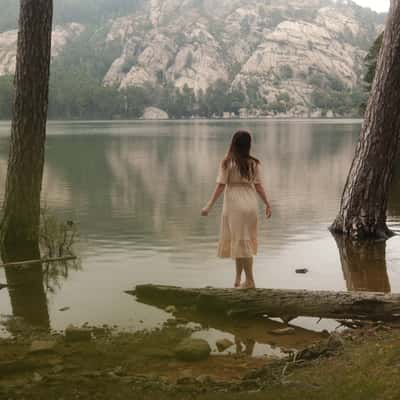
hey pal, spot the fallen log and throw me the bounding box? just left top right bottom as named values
left=131, top=285, right=400, bottom=321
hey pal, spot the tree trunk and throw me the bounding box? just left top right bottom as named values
left=330, top=0, right=400, bottom=239
left=0, top=0, right=53, bottom=261
left=5, top=265, right=49, bottom=332
left=132, top=284, right=400, bottom=321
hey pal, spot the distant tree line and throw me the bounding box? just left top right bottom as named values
left=0, top=72, right=368, bottom=120
left=0, top=73, right=368, bottom=120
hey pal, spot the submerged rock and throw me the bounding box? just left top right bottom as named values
left=174, top=338, right=211, bottom=361
left=295, top=268, right=309, bottom=274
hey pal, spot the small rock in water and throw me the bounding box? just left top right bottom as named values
left=113, top=366, right=125, bottom=376
left=52, top=365, right=64, bottom=374
left=32, top=372, right=43, bottom=383
left=65, top=325, right=92, bottom=342
left=174, top=338, right=211, bottom=361
left=165, top=305, right=177, bottom=314
left=216, top=338, right=234, bottom=352
left=295, top=268, right=309, bottom=274
left=196, top=375, right=214, bottom=384
left=29, top=340, right=56, bottom=354
left=59, top=307, right=70, bottom=312
left=176, top=370, right=196, bottom=385
left=270, top=327, right=295, bottom=335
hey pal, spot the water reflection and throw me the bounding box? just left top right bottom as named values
left=234, top=337, right=255, bottom=356
left=334, top=235, right=390, bottom=293
left=4, top=265, right=50, bottom=331
left=2, top=120, right=400, bottom=337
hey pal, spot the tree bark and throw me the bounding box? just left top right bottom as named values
left=132, top=284, right=400, bottom=321
left=0, top=0, right=53, bottom=261
left=330, top=0, right=400, bottom=239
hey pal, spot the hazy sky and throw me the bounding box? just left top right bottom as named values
left=353, top=0, right=389, bottom=12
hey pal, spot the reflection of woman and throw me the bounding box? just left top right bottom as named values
left=235, top=337, right=255, bottom=356
left=201, top=131, right=271, bottom=289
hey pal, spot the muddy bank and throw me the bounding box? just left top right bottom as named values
left=0, top=310, right=338, bottom=399
left=0, top=316, right=362, bottom=400
left=2, top=305, right=400, bottom=400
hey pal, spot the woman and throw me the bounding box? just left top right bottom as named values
left=201, top=130, right=271, bottom=289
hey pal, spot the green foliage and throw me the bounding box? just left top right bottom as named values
left=266, top=92, right=292, bottom=114
left=48, top=27, right=124, bottom=119
left=306, top=68, right=366, bottom=116
left=121, top=54, right=138, bottom=74
left=228, top=62, right=242, bottom=81
left=363, top=32, right=383, bottom=89
left=185, top=51, right=194, bottom=69
left=357, top=31, right=383, bottom=113
left=311, top=86, right=366, bottom=116
left=279, top=64, right=294, bottom=80
left=40, top=207, right=78, bottom=258
left=240, top=17, right=252, bottom=35
left=269, top=10, right=285, bottom=27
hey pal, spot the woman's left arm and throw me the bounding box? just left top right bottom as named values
left=201, top=183, right=226, bottom=216
left=255, top=183, right=272, bottom=218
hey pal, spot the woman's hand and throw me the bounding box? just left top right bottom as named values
left=265, top=205, right=272, bottom=219
left=201, top=206, right=210, bottom=216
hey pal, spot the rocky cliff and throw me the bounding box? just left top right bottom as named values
left=0, top=0, right=384, bottom=116
left=0, top=22, right=85, bottom=76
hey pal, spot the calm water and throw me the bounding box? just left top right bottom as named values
left=1, top=120, right=400, bottom=350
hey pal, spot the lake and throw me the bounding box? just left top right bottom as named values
left=1, top=119, right=400, bottom=353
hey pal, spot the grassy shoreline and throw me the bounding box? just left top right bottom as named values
left=1, top=319, right=399, bottom=400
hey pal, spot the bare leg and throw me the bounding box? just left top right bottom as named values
left=235, top=258, right=244, bottom=287
left=242, top=257, right=256, bottom=289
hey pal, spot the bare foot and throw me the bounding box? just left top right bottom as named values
left=239, top=282, right=256, bottom=289
left=234, top=280, right=241, bottom=288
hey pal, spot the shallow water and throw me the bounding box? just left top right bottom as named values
left=1, top=119, right=400, bottom=354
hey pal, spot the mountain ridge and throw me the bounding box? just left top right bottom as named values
left=0, top=0, right=385, bottom=118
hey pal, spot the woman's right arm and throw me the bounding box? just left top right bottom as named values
left=201, top=183, right=226, bottom=216
left=254, top=183, right=272, bottom=218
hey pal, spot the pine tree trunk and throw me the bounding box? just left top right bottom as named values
left=0, top=0, right=53, bottom=261
left=330, top=1, right=400, bottom=239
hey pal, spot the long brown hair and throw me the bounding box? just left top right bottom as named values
left=222, top=130, right=259, bottom=180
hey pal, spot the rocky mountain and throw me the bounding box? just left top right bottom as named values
left=0, top=23, right=85, bottom=76
left=0, top=0, right=385, bottom=117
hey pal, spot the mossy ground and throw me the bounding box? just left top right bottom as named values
left=1, top=324, right=400, bottom=400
